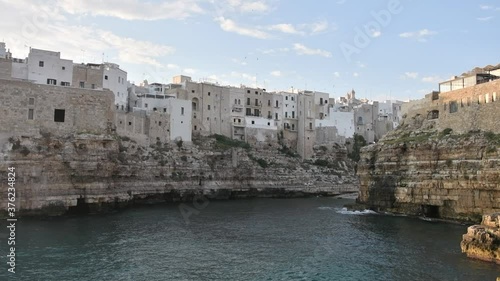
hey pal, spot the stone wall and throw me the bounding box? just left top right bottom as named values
left=404, top=80, right=500, bottom=134
left=0, top=58, right=12, bottom=80
left=0, top=79, right=114, bottom=137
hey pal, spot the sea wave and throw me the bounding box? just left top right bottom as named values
left=335, top=207, right=377, bottom=215
left=317, top=207, right=333, bottom=210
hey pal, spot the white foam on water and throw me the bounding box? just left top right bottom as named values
left=317, top=207, right=333, bottom=210
left=335, top=207, right=377, bottom=215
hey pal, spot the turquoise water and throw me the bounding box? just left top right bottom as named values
left=1, top=198, right=499, bottom=280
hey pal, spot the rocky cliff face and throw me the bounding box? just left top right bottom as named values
left=0, top=133, right=357, bottom=217
left=357, top=115, right=500, bottom=222
left=461, top=213, right=500, bottom=264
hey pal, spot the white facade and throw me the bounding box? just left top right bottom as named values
left=316, top=109, right=355, bottom=138
left=281, top=92, right=298, bottom=120
left=169, top=99, right=192, bottom=142
left=27, top=48, right=73, bottom=86
left=103, top=63, right=128, bottom=110
left=11, top=59, right=28, bottom=80
left=245, top=116, right=278, bottom=130
left=134, top=97, right=191, bottom=142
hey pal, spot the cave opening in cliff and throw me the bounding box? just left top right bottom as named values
left=68, top=197, right=90, bottom=215
left=421, top=205, right=440, bottom=218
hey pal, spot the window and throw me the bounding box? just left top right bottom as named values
left=164, top=108, right=167, bottom=113
left=61, top=82, right=70, bottom=87
left=39, top=61, right=44, bottom=67
left=255, top=91, right=258, bottom=94
left=246, top=108, right=252, bottom=116
left=292, top=111, right=295, bottom=118
left=54, top=109, right=65, bottom=122
left=208, top=92, right=211, bottom=96
left=91, top=84, right=96, bottom=89
left=28, top=98, right=35, bottom=105
left=247, top=98, right=251, bottom=105
left=309, top=123, right=313, bottom=130
left=79, top=81, right=84, bottom=88
left=286, top=96, right=288, bottom=101
left=268, top=100, right=271, bottom=106
left=291, top=97, right=294, bottom=101
left=291, top=124, right=295, bottom=130
left=235, top=99, right=237, bottom=104
left=129, top=122, right=132, bottom=126
left=255, top=99, right=259, bottom=106
left=159, top=121, right=162, bottom=126
left=105, top=75, right=108, bottom=80
left=181, top=107, right=185, bottom=115
left=267, top=122, right=270, bottom=126
left=325, top=100, right=328, bottom=104
left=28, top=109, right=34, bottom=120
left=449, top=101, right=458, bottom=113
left=275, top=113, right=278, bottom=120
left=320, top=98, right=323, bottom=105
left=254, top=109, right=260, bottom=116
left=192, top=90, right=195, bottom=93
left=275, top=100, right=278, bottom=107
left=285, top=112, right=288, bottom=118
left=47, top=79, right=57, bottom=85
left=252, top=121, right=255, bottom=124
left=247, top=90, right=250, bottom=93
left=62, top=66, right=66, bottom=70
left=208, top=105, right=211, bottom=110
left=238, top=99, right=241, bottom=105
left=145, top=103, right=148, bottom=108
left=194, top=126, right=197, bottom=130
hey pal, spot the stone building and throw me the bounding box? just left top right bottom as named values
left=404, top=76, right=500, bottom=134
left=297, top=91, right=316, bottom=159
left=72, top=62, right=128, bottom=111
left=0, top=79, right=114, bottom=137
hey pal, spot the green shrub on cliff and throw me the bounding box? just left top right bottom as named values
left=348, top=134, right=367, bottom=162
left=213, top=134, right=250, bottom=149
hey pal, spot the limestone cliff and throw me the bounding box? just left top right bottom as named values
left=461, top=213, right=500, bottom=264
left=357, top=115, right=500, bottom=222
left=0, top=133, right=357, bottom=217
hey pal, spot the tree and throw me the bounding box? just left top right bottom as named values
left=348, top=134, right=367, bottom=162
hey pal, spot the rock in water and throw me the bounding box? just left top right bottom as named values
left=461, top=213, right=500, bottom=264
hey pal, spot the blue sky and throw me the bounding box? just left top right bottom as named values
left=1, top=0, right=499, bottom=101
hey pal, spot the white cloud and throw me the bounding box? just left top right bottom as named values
left=184, top=68, right=197, bottom=75
left=333, top=72, right=340, bottom=78
left=57, top=0, right=204, bottom=20
left=231, top=58, right=248, bottom=66
left=260, top=48, right=290, bottom=55
left=268, top=24, right=304, bottom=35
left=401, top=72, right=419, bottom=79
left=224, top=0, right=270, bottom=13
left=399, top=29, right=437, bottom=42
left=167, top=64, right=179, bottom=69
left=353, top=72, right=359, bottom=77
left=357, top=61, right=367, bottom=68
left=293, top=43, right=332, bottom=58
left=308, top=20, right=330, bottom=34
left=215, top=17, right=271, bottom=39
left=477, top=16, right=494, bottom=21
left=270, top=70, right=282, bottom=77
left=231, top=71, right=257, bottom=82
left=422, top=76, right=442, bottom=83
left=480, top=4, right=494, bottom=10
left=370, top=30, right=382, bottom=38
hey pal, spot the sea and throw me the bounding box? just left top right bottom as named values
left=1, top=197, right=499, bottom=280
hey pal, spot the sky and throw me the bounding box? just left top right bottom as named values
left=0, top=0, right=499, bottom=101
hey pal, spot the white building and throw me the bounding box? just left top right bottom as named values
left=25, top=48, right=73, bottom=86
left=102, top=63, right=128, bottom=110
left=316, top=109, right=355, bottom=139
left=133, top=96, right=192, bottom=142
